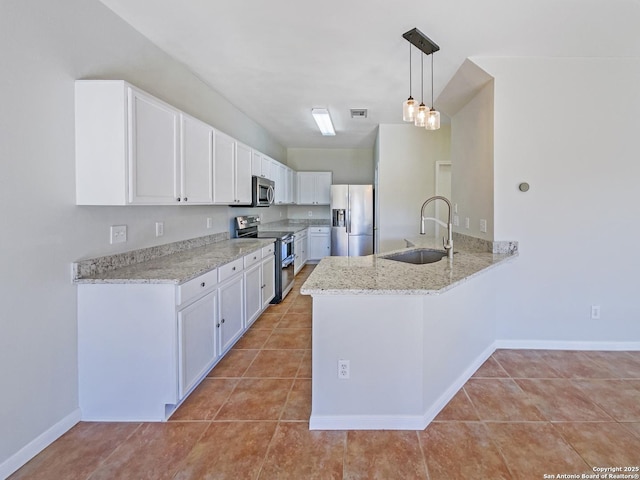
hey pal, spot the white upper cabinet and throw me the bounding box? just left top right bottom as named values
left=213, top=132, right=252, bottom=205
left=297, top=171, right=332, bottom=205
left=235, top=142, right=252, bottom=204
left=273, top=162, right=286, bottom=204
left=75, top=80, right=271, bottom=206
left=180, top=113, right=213, bottom=204
left=128, top=89, right=180, bottom=204
left=212, top=130, right=236, bottom=204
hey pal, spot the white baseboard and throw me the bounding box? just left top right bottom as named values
left=309, top=343, right=497, bottom=431
left=0, top=409, right=81, bottom=480
left=309, top=414, right=427, bottom=430
left=496, top=339, right=640, bottom=351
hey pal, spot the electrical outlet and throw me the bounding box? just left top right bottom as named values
left=155, top=222, right=164, bottom=237
left=465, top=217, right=470, bottom=229
left=338, top=359, right=350, bottom=379
left=308, top=211, right=313, bottom=217
left=591, top=305, right=601, bottom=319
left=454, top=203, right=458, bottom=214
left=453, top=215, right=459, bottom=227
left=480, top=219, right=487, bottom=233
left=206, top=217, right=213, bottom=229
left=110, top=225, right=127, bottom=244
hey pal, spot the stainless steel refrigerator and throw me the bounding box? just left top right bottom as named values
left=331, top=184, right=374, bottom=256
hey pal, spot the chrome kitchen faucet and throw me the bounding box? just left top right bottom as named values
left=420, top=195, right=453, bottom=259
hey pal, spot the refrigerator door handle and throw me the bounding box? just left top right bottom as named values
left=346, top=189, right=351, bottom=234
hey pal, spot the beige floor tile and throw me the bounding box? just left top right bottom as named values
left=344, top=430, right=427, bottom=480
left=259, top=423, right=345, bottom=479
left=493, top=349, right=563, bottom=378
left=88, top=422, right=208, bottom=480
left=433, top=390, right=478, bottom=421
left=554, top=422, right=640, bottom=468
left=251, top=312, right=283, bottom=330
left=536, top=350, right=619, bottom=378
left=207, top=349, right=259, bottom=377
left=281, top=379, right=311, bottom=421
left=464, top=378, right=545, bottom=421
left=174, top=422, right=277, bottom=480
left=170, top=378, right=238, bottom=421
left=572, top=379, right=640, bottom=421
left=486, top=422, right=590, bottom=479
left=471, top=356, right=510, bottom=378
left=297, top=349, right=312, bottom=378
left=215, top=378, right=293, bottom=421
left=277, top=312, right=312, bottom=329
left=584, top=351, right=640, bottom=378
left=419, top=422, right=511, bottom=480
left=8, top=422, right=140, bottom=480
left=515, top=378, right=613, bottom=421
left=264, top=329, right=311, bottom=349
left=243, top=349, right=305, bottom=378
left=233, top=328, right=272, bottom=349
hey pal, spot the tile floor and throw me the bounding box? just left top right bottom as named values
left=10, top=264, right=640, bottom=479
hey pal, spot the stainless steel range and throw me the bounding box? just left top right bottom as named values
left=235, top=215, right=295, bottom=303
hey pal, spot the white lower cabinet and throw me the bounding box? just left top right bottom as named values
left=308, top=227, right=331, bottom=260
left=77, top=243, right=275, bottom=421
left=178, top=291, right=217, bottom=398
left=294, top=229, right=308, bottom=275
left=244, top=246, right=276, bottom=327
left=218, top=274, right=244, bottom=352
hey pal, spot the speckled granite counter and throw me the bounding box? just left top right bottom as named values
left=74, top=238, right=275, bottom=284
left=259, top=219, right=330, bottom=234
left=300, top=236, right=518, bottom=296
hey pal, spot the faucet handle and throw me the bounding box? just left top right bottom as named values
left=443, top=237, right=452, bottom=251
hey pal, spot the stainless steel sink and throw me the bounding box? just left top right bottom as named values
left=381, top=248, right=448, bottom=265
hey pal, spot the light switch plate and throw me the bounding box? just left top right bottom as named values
left=155, top=222, right=164, bottom=237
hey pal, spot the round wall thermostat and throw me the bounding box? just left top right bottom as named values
left=518, top=182, right=530, bottom=192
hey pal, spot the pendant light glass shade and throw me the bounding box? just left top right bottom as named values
left=425, top=108, right=440, bottom=130
left=425, top=53, right=441, bottom=130
left=403, top=97, right=416, bottom=122
left=415, top=103, right=427, bottom=127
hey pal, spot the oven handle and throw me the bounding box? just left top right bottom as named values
left=282, top=254, right=295, bottom=267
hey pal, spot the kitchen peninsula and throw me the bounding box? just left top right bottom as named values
left=300, top=235, right=517, bottom=430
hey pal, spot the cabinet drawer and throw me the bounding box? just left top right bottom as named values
left=219, top=258, right=243, bottom=282
left=310, top=226, right=330, bottom=234
left=243, top=249, right=262, bottom=269
left=295, top=230, right=308, bottom=240
left=177, top=269, right=218, bottom=305
left=262, top=243, right=275, bottom=257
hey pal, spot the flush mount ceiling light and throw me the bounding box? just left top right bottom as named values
left=311, top=108, right=336, bottom=136
left=402, top=28, right=441, bottom=131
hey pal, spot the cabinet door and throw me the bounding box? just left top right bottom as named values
left=289, top=169, right=297, bottom=204
left=315, top=172, right=333, bottom=205
left=180, top=114, right=213, bottom=204
left=218, top=275, right=244, bottom=353
left=309, top=233, right=331, bottom=260
left=235, top=142, right=252, bottom=204
left=128, top=88, right=180, bottom=204
left=273, top=163, right=285, bottom=204
left=213, top=130, right=235, bottom=204
left=261, top=156, right=273, bottom=180
left=177, top=292, right=217, bottom=398
left=251, top=150, right=263, bottom=177
left=244, top=263, right=262, bottom=328
left=261, top=255, right=276, bottom=308
left=297, top=172, right=316, bottom=205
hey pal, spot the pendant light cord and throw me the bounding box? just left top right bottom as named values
left=421, top=51, right=424, bottom=104
left=431, top=53, right=435, bottom=108
left=408, top=43, right=412, bottom=97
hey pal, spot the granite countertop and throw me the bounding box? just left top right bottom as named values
left=259, top=219, right=331, bottom=234
left=300, top=236, right=518, bottom=296
left=75, top=238, right=275, bottom=285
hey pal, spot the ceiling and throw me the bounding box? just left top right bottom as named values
left=99, top=0, right=640, bottom=149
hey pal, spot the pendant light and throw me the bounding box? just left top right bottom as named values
left=414, top=51, right=427, bottom=127
left=425, top=52, right=441, bottom=131
left=401, top=28, right=440, bottom=130
left=402, top=43, right=415, bottom=122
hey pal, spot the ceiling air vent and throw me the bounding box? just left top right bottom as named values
left=350, top=109, right=368, bottom=118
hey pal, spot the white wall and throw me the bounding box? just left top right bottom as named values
left=376, top=124, right=451, bottom=251
left=0, top=0, right=285, bottom=473
left=450, top=81, right=495, bottom=240
left=472, top=57, right=640, bottom=343
left=287, top=148, right=374, bottom=184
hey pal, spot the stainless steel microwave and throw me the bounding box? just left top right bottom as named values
left=252, top=176, right=275, bottom=207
